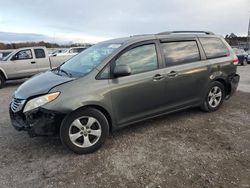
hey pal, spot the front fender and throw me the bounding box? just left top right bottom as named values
left=0, top=67, right=8, bottom=79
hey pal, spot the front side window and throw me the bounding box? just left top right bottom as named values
left=161, top=41, right=200, bottom=66
left=199, top=37, right=229, bottom=59
left=34, top=49, right=45, bottom=58
left=15, top=50, right=32, bottom=60
left=98, top=64, right=110, bottom=79
left=115, top=44, right=158, bottom=75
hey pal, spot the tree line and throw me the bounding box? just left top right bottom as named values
left=225, top=33, right=249, bottom=50
left=0, top=41, right=92, bottom=50
left=1, top=34, right=249, bottom=50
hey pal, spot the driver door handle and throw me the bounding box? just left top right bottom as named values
left=153, top=74, right=164, bottom=81
left=31, top=61, right=36, bottom=64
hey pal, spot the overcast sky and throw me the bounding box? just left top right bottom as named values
left=0, top=0, right=249, bottom=43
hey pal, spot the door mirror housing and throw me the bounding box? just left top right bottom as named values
left=113, top=65, right=131, bottom=77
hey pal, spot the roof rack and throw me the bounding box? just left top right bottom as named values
left=157, top=31, right=214, bottom=35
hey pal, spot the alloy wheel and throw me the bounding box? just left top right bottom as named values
left=69, top=116, right=102, bottom=148
left=208, top=86, right=222, bottom=108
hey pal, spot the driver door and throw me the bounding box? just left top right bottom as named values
left=11, top=49, right=39, bottom=78
left=109, top=41, right=166, bottom=126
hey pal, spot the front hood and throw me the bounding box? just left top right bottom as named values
left=15, top=71, right=75, bottom=99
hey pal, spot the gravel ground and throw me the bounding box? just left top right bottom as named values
left=0, top=65, right=250, bottom=188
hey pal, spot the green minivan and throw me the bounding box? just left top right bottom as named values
left=10, top=31, right=240, bottom=154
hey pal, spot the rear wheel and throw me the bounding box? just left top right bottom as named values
left=60, top=107, right=109, bottom=154
left=201, top=81, right=225, bottom=112
left=0, top=74, right=6, bottom=89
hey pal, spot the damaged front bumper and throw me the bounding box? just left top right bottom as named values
left=9, top=106, right=65, bottom=137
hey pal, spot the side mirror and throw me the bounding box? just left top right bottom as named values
left=113, top=64, right=131, bottom=77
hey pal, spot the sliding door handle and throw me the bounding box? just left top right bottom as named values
left=167, top=71, right=178, bottom=78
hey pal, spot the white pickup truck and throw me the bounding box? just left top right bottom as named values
left=0, top=47, right=74, bottom=88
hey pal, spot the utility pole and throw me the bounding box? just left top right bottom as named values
left=247, top=17, right=250, bottom=50
left=248, top=17, right=250, bottom=50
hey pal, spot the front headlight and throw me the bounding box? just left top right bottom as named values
left=23, top=92, right=60, bottom=113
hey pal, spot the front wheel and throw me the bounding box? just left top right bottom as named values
left=60, top=108, right=109, bottom=154
left=0, top=74, right=6, bottom=89
left=201, top=81, right=225, bottom=112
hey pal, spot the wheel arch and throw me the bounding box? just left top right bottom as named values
left=0, top=68, right=8, bottom=80
left=69, top=104, right=113, bottom=133
left=213, top=77, right=230, bottom=96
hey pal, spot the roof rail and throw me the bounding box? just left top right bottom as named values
left=157, top=31, right=214, bottom=35
left=130, top=34, right=152, bottom=37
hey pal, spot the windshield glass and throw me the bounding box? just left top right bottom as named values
left=60, top=43, right=121, bottom=77
left=2, top=50, right=16, bottom=61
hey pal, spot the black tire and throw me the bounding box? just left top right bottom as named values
left=242, top=59, right=247, bottom=66
left=60, top=107, right=109, bottom=154
left=201, top=81, right=225, bottom=112
left=0, top=74, right=6, bottom=89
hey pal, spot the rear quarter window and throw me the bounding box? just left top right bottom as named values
left=199, top=37, right=229, bottom=59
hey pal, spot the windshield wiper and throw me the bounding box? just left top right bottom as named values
left=52, top=67, right=72, bottom=77
left=60, top=68, right=72, bottom=77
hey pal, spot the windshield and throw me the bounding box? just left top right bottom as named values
left=59, top=43, right=121, bottom=77
left=2, top=50, right=16, bottom=61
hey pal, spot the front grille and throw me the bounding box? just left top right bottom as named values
left=11, top=98, right=25, bottom=113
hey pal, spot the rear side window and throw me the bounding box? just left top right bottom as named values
left=199, top=37, right=229, bottom=59
left=161, top=41, right=200, bottom=66
left=34, top=49, right=45, bottom=58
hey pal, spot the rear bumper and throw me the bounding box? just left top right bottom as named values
left=9, top=107, right=65, bottom=137
left=226, top=74, right=240, bottom=99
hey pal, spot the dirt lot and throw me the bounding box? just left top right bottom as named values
left=0, top=65, right=250, bottom=188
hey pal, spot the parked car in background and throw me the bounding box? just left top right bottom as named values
left=49, top=49, right=67, bottom=57
left=9, top=31, right=239, bottom=154
left=0, top=47, right=74, bottom=88
left=233, top=48, right=248, bottom=66
left=246, top=50, right=250, bottom=63
left=54, top=47, right=87, bottom=56
left=0, top=50, right=14, bottom=61
left=247, top=54, right=250, bottom=63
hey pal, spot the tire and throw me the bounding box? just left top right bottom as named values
left=201, top=81, right=225, bottom=112
left=0, top=74, right=6, bottom=89
left=60, top=107, right=109, bottom=154
left=242, top=59, right=247, bottom=66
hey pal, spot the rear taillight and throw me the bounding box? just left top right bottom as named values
left=232, top=57, right=239, bottom=65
